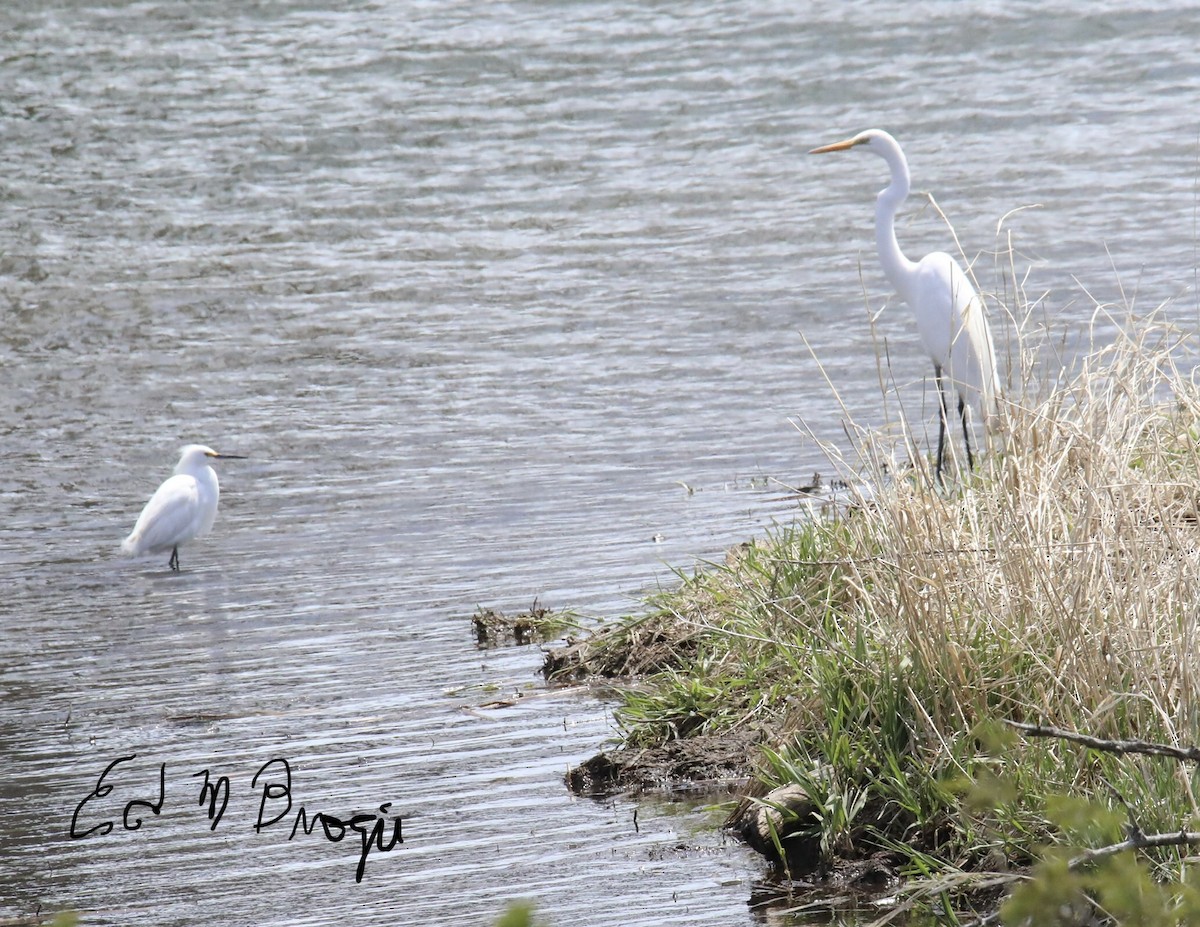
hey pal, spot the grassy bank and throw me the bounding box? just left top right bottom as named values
left=551, top=314, right=1200, bottom=921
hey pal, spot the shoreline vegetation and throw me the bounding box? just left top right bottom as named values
left=544, top=304, right=1200, bottom=924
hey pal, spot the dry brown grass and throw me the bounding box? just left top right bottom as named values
left=826, top=309, right=1200, bottom=754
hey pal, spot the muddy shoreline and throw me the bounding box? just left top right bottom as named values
left=532, top=604, right=1016, bottom=921
left=480, top=597, right=1010, bottom=918
left=539, top=611, right=908, bottom=898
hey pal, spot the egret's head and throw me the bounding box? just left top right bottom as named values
left=177, top=444, right=246, bottom=467
left=179, top=444, right=217, bottom=461
left=809, top=128, right=898, bottom=156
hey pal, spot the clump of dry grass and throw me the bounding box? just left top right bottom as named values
left=838, top=309, right=1200, bottom=749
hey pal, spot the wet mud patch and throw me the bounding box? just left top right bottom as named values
left=564, top=729, right=760, bottom=796
left=547, top=609, right=757, bottom=796
left=472, top=601, right=576, bottom=648
left=723, top=784, right=904, bottom=888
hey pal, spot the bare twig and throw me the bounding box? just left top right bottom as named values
left=1005, top=719, right=1200, bottom=764
left=1067, top=827, right=1200, bottom=869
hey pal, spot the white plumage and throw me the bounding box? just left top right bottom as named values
left=811, top=129, right=999, bottom=480
left=121, top=444, right=244, bottom=570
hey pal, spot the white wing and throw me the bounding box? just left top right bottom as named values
left=121, top=474, right=203, bottom=555
left=912, top=252, right=998, bottom=424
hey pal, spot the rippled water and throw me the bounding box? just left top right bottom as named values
left=2, top=2, right=1198, bottom=925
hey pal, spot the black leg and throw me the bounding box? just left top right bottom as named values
left=959, top=395, right=975, bottom=471
left=934, top=365, right=948, bottom=484
left=169, top=546, right=180, bottom=571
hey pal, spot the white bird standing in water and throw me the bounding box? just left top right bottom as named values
left=122, top=444, right=246, bottom=571
left=810, top=129, right=999, bottom=481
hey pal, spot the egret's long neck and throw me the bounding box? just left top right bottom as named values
left=874, top=148, right=918, bottom=298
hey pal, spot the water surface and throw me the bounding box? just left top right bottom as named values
left=2, top=2, right=1198, bottom=924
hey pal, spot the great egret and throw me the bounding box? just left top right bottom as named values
left=121, top=444, right=246, bottom=571
left=810, top=129, right=998, bottom=481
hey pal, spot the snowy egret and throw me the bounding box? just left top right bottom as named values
left=121, top=444, right=246, bottom=571
left=810, top=129, right=999, bottom=481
